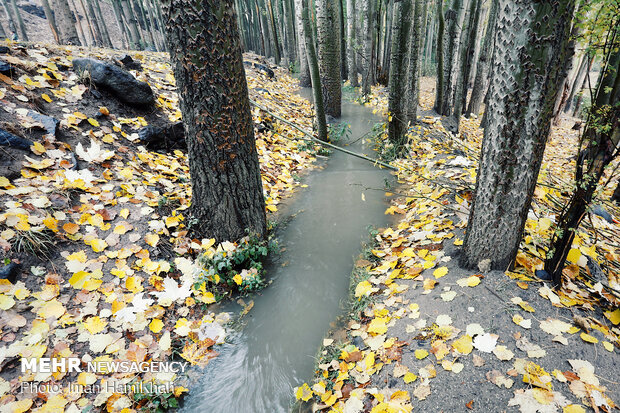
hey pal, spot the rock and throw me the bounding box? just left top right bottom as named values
left=0, top=46, right=9, bottom=54
left=591, top=204, right=617, bottom=224
left=243, top=60, right=275, bottom=79
left=586, top=256, right=607, bottom=284
left=27, top=110, right=59, bottom=138
left=137, top=122, right=186, bottom=151
left=0, top=263, right=20, bottom=284
left=478, top=259, right=491, bottom=273
left=0, top=129, right=31, bottom=150
left=118, top=54, right=142, bottom=71
left=72, top=58, right=154, bottom=107
left=0, top=60, right=13, bottom=76
left=535, top=269, right=552, bottom=281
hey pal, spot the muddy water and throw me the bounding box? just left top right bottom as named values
left=182, top=91, right=391, bottom=413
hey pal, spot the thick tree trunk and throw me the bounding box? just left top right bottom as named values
left=9, top=0, right=28, bottom=41
left=41, top=0, right=61, bottom=44
left=462, top=0, right=576, bottom=270
left=53, top=0, right=81, bottom=45
left=294, top=0, right=311, bottom=86
left=316, top=0, right=342, bottom=117
left=161, top=0, right=267, bottom=242
left=466, top=0, right=498, bottom=117
left=433, top=0, right=444, bottom=113
left=346, top=0, right=359, bottom=87
left=301, top=0, right=328, bottom=141
left=404, top=0, right=420, bottom=123
left=387, top=0, right=412, bottom=148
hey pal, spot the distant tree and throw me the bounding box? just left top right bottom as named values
left=462, top=0, right=576, bottom=270
left=433, top=0, right=445, bottom=113
left=161, top=0, right=267, bottom=241
left=301, top=0, right=328, bottom=142
left=294, top=0, right=311, bottom=86
left=316, top=0, right=342, bottom=117
left=346, top=0, right=359, bottom=87
left=361, top=0, right=373, bottom=97
left=41, top=0, right=61, bottom=44
left=52, top=0, right=81, bottom=45
left=9, top=0, right=28, bottom=41
left=405, top=0, right=421, bottom=123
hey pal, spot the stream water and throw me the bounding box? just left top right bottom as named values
left=181, top=90, right=391, bottom=413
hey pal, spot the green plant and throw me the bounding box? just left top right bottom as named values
left=133, top=386, right=180, bottom=412
left=328, top=122, right=351, bottom=144
left=195, top=234, right=277, bottom=294
left=12, top=229, right=55, bottom=258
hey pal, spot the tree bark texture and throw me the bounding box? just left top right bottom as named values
left=9, top=0, right=28, bottom=41
left=462, top=0, right=576, bottom=270
left=317, top=0, right=342, bottom=117
left=161, top=0, right=267, bottom=242
left=294, top=0, right=311, bottom=86
left=387, top=0, right=412, bottom=148
left=346, top=0, right=359, bottom=87
left=433, top=0, right=445, bottom=113
left=405, top=0, right=421, bottom=122
left=53, top=0, right=81, bottom=45
left=41, top=0, right=61, bottom=44
left=466, top=0, right=498, bottom=117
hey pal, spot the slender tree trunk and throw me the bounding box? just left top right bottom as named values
left=68, top=0, right=88, bottom=45
left=93, top=0, right=113, bottom=47
left=283, top=0, right=296, bottom=65
left=0, top=14, right=6, bottom=38
left=439, top=0, right=460, bottom=115
left=381, top=0, right=393, bottom=82
left=404, top=0, right=420, bottom=122
left=339, top=0, right=348, bottom=81
left=53, top=0, right=81, bottom=45
left=295, top=0, right=311, bottom=86
left=466, top=0, right=498, bottom=117
left=545, top=46, right=619, bottom=286
left=346, top=0, right=359, bottom=87
left=572, top=56, right=595, bottom=117
left=387, top=0, right=412, bottom=148
left=41, top=0, right=61, bottom=44
left=462, top=0, right=576, bottom=270
left=1, top=0, right=16, bottom=38
left=453, top=0, right=482, bottom=128
left=161, top=0, right=267, bottom=242
left=9, top=0, right=28, bottom=41
left=267, top=0, right=281, bottom=63
left=111, top=0, right=129, bottom=49
left=564, top=52, right=590, bottom=114
left=361, top=0, right=373, bottom=97
left=301, top=0, right=328, bottom=141
left=85, top=0, right=105, bottom=46
left=433, top=0, right=444, bottom=113
left=316, top=0, right=342, bottom=117
left=77, top=0, right=97, bottom=45
left=121, top=0, right=142, bottom=49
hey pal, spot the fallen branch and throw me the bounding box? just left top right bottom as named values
left=249, top=99, right=399, bottom=171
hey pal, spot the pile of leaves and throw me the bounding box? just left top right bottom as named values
left=0, top=41, right=317, bottom=411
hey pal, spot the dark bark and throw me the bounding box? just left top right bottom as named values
left=466, top=0, right=498, bottom=117
left=295, top=0, right=311, bottom=86
left=301, top=0, right=328, bottom=141
left=387, top=0, right=412, bottom=148
left=545, top=46, right=620, bottom=286
left=462, top=0, right=576, bottom=270
left=161, top=0, right=267, bottom=241
left=317, top=0, right=342, bottom=117
left=41, top=0, right=61, bottom=44
left=433, top=0, right=444, bottom=113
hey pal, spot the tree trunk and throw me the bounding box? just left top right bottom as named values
left=294, top=0, right=311, bottom=86
left=564, top=52, right=590, bottom=114
left=545, top=46, right=619, bottom=286
left=93, top=0, right=113, bottom=47
left=466, top=0, right=498, bottom=117
left=9, top=0, right=28, bottom=41
left=41, top=0, right=61, bottom=44
left=77, top=0, right=98, bottom=45
left=316, top=0, right=342, bottom=117
left=361, top=0, right=373, bottom=97
left=161, top=0, right=267, bottom=242
left=438, top=0, right=462, bottom=115
left=1, top=0, right=16, bottom=39
left=53, top=0, right=81, bottom=45
left=462, top=0, right=576, bottom=270
left=387, top=0, right=412, bottom=149
left=452, top=0, right=481, bottom=127
left=283, top=0, right=296, bottom=65
left=120, top=0, right=142, bottom=49
left=85, top=0, right=105, bottom=46
left=433, top=0, right=444, bottom=113
left=68, top=0, right=87, bottom=45
left=571, top=55, right=595, bottom=117
left=301, top=0, right=328, bottom=141
left=0, top=14, right=6, bottom=39
left=111, top=0, right=130, bottom=49
left=267, top=0, right=281, bottom=63
left=404, top=0, right=420, bottom=122
left=346, top=0, right=359, bottom=87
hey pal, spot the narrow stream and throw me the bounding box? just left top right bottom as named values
left=181, top=91, right=391, bottom=413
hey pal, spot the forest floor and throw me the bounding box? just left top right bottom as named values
left=0, top=42, right=322, bottom=411
left=296, top=80, right=620, bottom=412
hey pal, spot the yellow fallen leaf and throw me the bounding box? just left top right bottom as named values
left=433, top=267, right=448, bottom=279
left=602, top=342, right=613, bottom=352
left=580, top=333, right=598, bottom=344
left=149, top=319, right=164, bottom=333
left=83, top=316, right=106, bottom=334
left=0, top=294, right=15, bottom=310
left=355, top=280, right=373, bottom=298
left=415, top=349, right=428, bottom=360
left=41, top=93, right=52, bottom=103
left=563, top=405, right=586, bottom=413
left=404, top=372, right=418, bottom=383
left=295, top=383, right=313, bottom=401
left=77, top=372, right=97, bottom=386
left=145, top=233, right=159, bottom=247
left=31, top=141, right=46, bottom=155
left=233, top=274, right=243, bottom=285
left=604, top=309, right=620, bottom=325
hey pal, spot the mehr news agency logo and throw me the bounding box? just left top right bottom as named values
left=20, top=357, right=189, bottom=394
